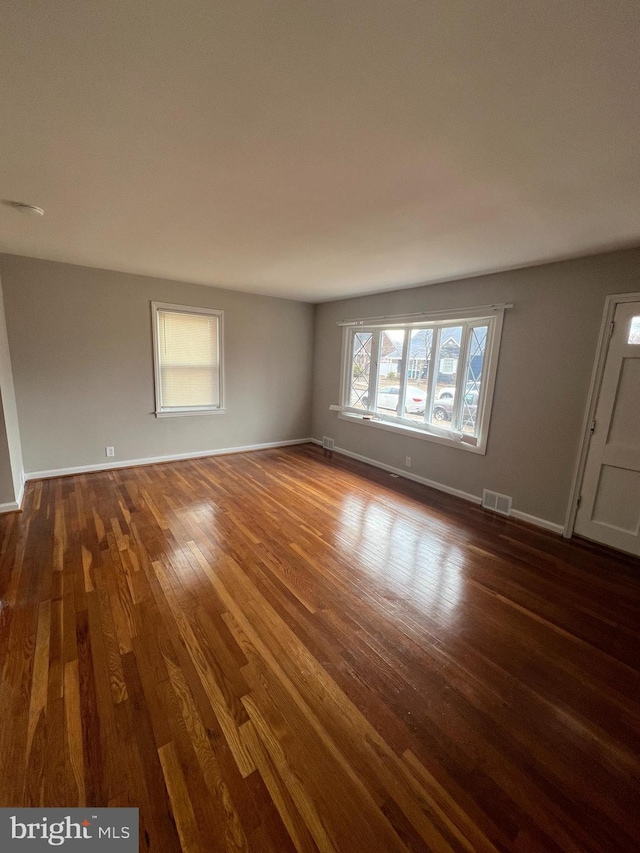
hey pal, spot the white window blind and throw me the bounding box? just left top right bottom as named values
left=152, top=303, right=224, bottom=416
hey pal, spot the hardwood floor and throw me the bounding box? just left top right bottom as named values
left=0, top=443, right=638, bottom=852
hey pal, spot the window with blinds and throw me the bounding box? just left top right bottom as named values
left=151, top=302, right=224, bottom=416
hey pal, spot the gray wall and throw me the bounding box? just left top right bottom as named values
left=2, top=248, right=638, bottom=526
left=0, top=395, right=16, bottom=504
left=0, top=269, right=24, bottom=503
left=312, top=248, right=640, bottom=526
left=0, top=255, right=314, bottom=473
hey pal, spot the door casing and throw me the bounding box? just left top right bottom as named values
left=564, top=291, right=640, bottom=539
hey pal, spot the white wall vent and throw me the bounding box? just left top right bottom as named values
left=322, top=436, right=335, bottom=450
left=482, top=489, right=512, bottom=516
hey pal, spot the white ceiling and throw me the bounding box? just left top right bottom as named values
left=1, top=1, right=639, bottom=302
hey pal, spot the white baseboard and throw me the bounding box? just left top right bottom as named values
left=24, top=438, right=313, bottom=481
left=0, top=476, right=26, bottom=514
left=313, top=438, right=563, bottom=535
left=509, top=509, right=564, bottom=535
left=20, top=437, right=566, bottom=536
left=313, top=440, right=481, bottom=505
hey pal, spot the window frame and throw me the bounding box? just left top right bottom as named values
left=151, top=301, right=225, bottom=418
left=338, top=306, right=505, bottom=454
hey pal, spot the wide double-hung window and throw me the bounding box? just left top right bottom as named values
left=339, top=305, right=507, bottom=453
left=152, top=302, right=224, bottom=417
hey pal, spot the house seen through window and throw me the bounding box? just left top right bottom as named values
left=342, top=307, right=505, bottom=452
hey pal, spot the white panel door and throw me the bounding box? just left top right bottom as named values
left=574, top=302, right=640, bottom=555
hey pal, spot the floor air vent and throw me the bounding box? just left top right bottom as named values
left=322, top=436, right=335, bottom=450
left=482, top=489, right=512, bottom=516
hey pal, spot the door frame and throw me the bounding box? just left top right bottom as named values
left=564, top=291, right=640, bottom=538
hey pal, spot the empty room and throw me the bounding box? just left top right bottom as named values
left=0, top=2, right=639, bottom=851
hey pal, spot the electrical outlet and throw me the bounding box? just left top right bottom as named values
left=105, top=446, right=115, bottom=458
left=405, top=456, right=411, bottom=467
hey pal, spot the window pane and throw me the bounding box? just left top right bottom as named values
left=430, top=326, right=463, bottom=430
left=348, top=331, right=373, bottom=409
left=404, top=328, right=433, bottom=425
left=460, top=325, right=487, bottom=435
left=374, top=330, right=410, bottom=417
left=629, top=316, right=640, bottom=344
left=158, top=309, right=220, bottom=408
left=161, top=366, right=217, bottom=408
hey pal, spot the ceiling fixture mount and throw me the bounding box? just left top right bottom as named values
left=1, top=199, right=45, bottom=216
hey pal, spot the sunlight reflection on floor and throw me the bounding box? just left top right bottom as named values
left=334, top=494, right=464, bottom=622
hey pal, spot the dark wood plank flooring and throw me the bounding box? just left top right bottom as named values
left=0, top=443, right=638, bottom=851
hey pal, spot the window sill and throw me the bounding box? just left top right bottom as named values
left=337, top=412, right=485, bottom=454
left=155, top=408, right=226, bottom=418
